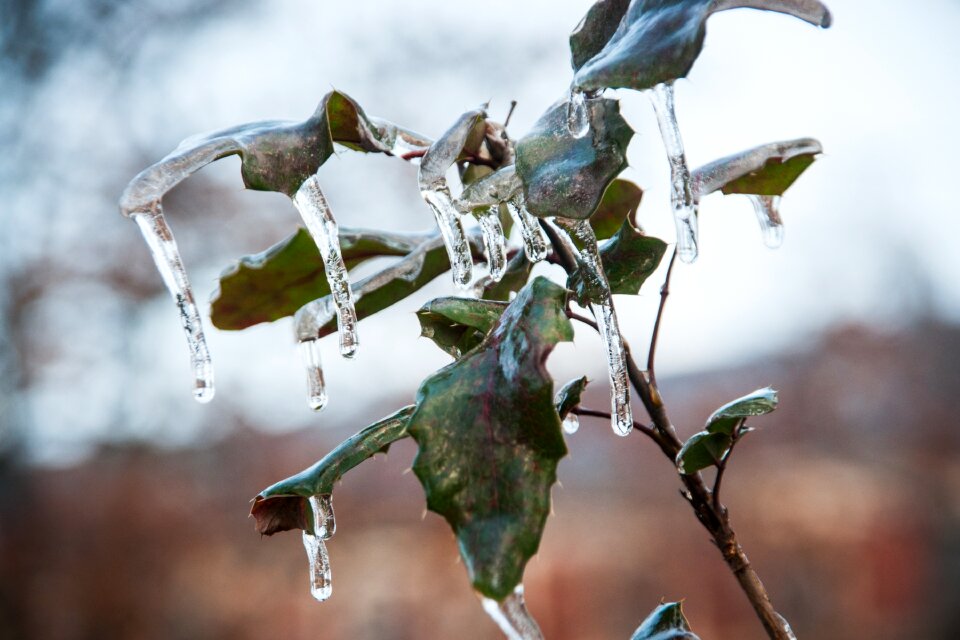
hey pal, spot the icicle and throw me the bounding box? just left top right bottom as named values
left=748, top=195, right=784, bottom=248
left=131, top=210, right=214, bottom=403
left=476, top=206, right=508, bottom=282
left=566, top=88, right=590, bottom=138
left=506, top=194, right=548, bottom=263
left=481, top=585, right=544, bottom=640
left=422, top=187, right=474, bottom=289
left=293, top=176, right=359, bottom=358
left=302, top=531, right=332, bottom=602
left=298, top=339, right=328, bottom=411
left=309, top=494, right=336, bottom=539
left=649, top=82, right=699, bottom=264
left=552, top=219, right=633, bottom=437
left=562, top=413, right=580, bottom=435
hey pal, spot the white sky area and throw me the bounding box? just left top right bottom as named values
left=4, top=0, right=959, bottom=464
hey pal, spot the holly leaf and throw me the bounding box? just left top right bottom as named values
left=515, top=97, right=633, bottom=219
left=631, top=602, right=701, bottom=640
left=573, top=0, right=831, bottom=94
left=570, top=0, right=631, bottom=71
left=692, top=138, right=822, bottom=199
left=211, top=227, right=425, bottom=330
left=591, top=178, right=644, bottom=240
left=569, top=221, right=667, bottom=299
left=251, top=406, right=415, bottom=536
left=555, top=377, right=589, bottom=419
left=417, top=297, right=509, bottom=359
left=407, top=277, right=572, bottom=600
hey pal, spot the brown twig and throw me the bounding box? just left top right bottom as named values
left=646, top=248, right=677, bottom=382
left=571, top=406, right=663, bottom=447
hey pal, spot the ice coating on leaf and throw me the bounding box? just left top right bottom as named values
left=691, top=137, right=822, bottom=200
left=293, top=176, right=359, bottom=357
left=569, top=0, right=632, bottom=71
left=298, top=339, right=328, bottom=412
left=649, top=83, right=699, bottom=263
left=481, top=585, right=544, bottom=640
left=476, top=206, right=508, bottom=282
left=630, top=601, right=700, bottom=640
left=553, top=219, right=632, bottom=436
left=562, top=414, right=581, bottom=435
left=566, top=88, right=591, bottom=138
left=709, top=0, right=832, bottom=28
left=506, top=194, right=549, bottom=263
left=308, top=494, right=336, bottom=539
left=301, top=531, right=332, bottom=602
left=419, top=109, right=488, bottom=288
left=749, top=194, right=784, bottom=248
left=131, top=211, right=214, bottom=403
left=458, top=165, right=523, bottom=212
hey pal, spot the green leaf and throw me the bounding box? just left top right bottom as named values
left=420, top=108, right=488, bottom=189
left=555, top=377, right=589, bottom=419
left=570, top=0, right=631, bottom=71
left=705, top=386, right=778, bottom=435
left=417, top=297, right=509, bottom=359
left=692, top=138, right=822, bottom=198
left=569, top=221, right=667, bottom=299
left=591, top=179, right=644, bottom=241
left=481, top=252, right=533, bottom=302
left=676, top=431, right=732, bottom=475
left=515, top=97, right=633, bottom=219
left=407, top=277, right=572, bottom=600
left=295, top=235, right=485, bottom=342
left=631, top=602, right=700, bottom=640
left=211, top=228, right=423, bottom=331
left=574, top=0, right=831, bottom=94
left=250, top=406, right=415, bottom=535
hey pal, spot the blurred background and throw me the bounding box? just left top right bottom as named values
left=1, top=0, right=959, bottom=638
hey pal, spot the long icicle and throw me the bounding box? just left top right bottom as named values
left=302, top=494, right=336, bottom=602
left=293, top=176, right=359, bottom=358
left=748, top=195, right=785, bottom=248
left=131, top=208, right=214, bottom=403
left=481, top=585, right=544, bottom=640
left=476, top=206, right=508, bottom=282
left=422, top=187, right=474, bottom=288
left=649, top=82, right=699, bottom=264
left=506, top=194, right=549, bottom=263
left=552, top=218, right=633, bottom=437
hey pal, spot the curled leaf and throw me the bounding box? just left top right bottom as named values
left=692, top=137, right=822, bottom=199
left=705, top=385, right=778, bottom=434
left=417, top=297, right=509, bottom=359
left=570, top=0, right=632, bottom=71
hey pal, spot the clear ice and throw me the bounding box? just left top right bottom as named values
left=476, top=206, right=508, bottom=282
left=302, top=494, right=336, bottom=602
left=506, top=194, right=549, bottom=263
left=422, top=187, right=474, bottom=289
left=562, top=413, right=580, bottom=435
left=293, top=176, right=359, bottom=358
left=131, top=210, right=214, bottom=403
left=481, top=585, right=544, bottom=640
left=748, top=195, right=785, bottom=248
left=566, top=88, right=590, bottom=138
left=298, top=339, right=328, bottom=412
left=553, top=219, right=633, bottom=436
left=649, top=82, right=699, bottom=264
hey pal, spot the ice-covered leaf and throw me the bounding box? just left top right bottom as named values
left=676, top=431, right=733, bottom=474
left=407, top=277, right=572, bottom=600
left=570, top=0, right=631, bottom=71
left=569, top=221, right=666, bottom=298
left=481, top=252, right=533, bottom=302
left=692, top=138, right=822, bottom=199
left=515, top=98, right=633, bottom=219
left=295, top=234, right=485, bottom=341
left=705, top=386, right=778, bottom=434
left=251, top=406, right=415, bottom=536
left=591, top=178, right=644, bottom=240
left=555, top=377, right=589, bottom=419
left=631, top=602, right=700, bottom=640
left=417, top=297, right=508, bottom=359
left=573, top=0, right=831, bottom=94
left=211, top=228, right=425, bottom=331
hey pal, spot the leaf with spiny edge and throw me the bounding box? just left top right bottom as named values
left=631, top=602, right=701, bottom=640
left=417, top=297, right=509, bottom=359
left=407, top=277, right=573, bottom=600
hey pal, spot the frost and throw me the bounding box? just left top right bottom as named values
left=649, top=82, right=699, bottom=263
left=481, top=585, right=544, bottom=640
left=293, top=176, right=359, bottom=357
left=748, top=194, right=784, bottom=248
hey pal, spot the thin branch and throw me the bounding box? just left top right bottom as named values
left=565, top=306, right=599, bottom=332
left=571, top=406, right=662, bottom=445
left=647, top=248, right=678, bottom=381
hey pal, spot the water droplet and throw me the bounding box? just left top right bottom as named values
left=748, top=194, right=784, bottom=248
left=422, top=187, right=474, bottom=289
left=298, top=339, right=328, bottom=411
left=481, top=584, right=544, bottom=640
left=562, top=413, right=580, bottom=435
left=649, top=82, right=699, bottom=263
left=476, top=206, right=508, bottom=282
left=506, top=194, right=548, bottom=263
left=131, top=210, right=215, bottom=403
left=293, top=176, right=359, bottom=358
left=566, top=88, right=590, bottom=138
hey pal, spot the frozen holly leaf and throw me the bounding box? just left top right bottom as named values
left=211, top=228, right=423, bottom=330
left=251, top=406, right=415, bottom=536
left=417, top=297, right=509, bottom=359
left=570, top=0, right=631, bottom=71
left=573, top=0, right=832, bottom=94
left=515, top=97, right=633, bottom=219
left=631, top=602, right=701, bottom=640
left=692, top=138, right=822, bottom=199
left=591, top=178, right=644, bottom=240
left=569, top=220, right=666, bottom=299
left=407, top=277, right=572, bottom=600
left=555, top=377, right=589, bottom=419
